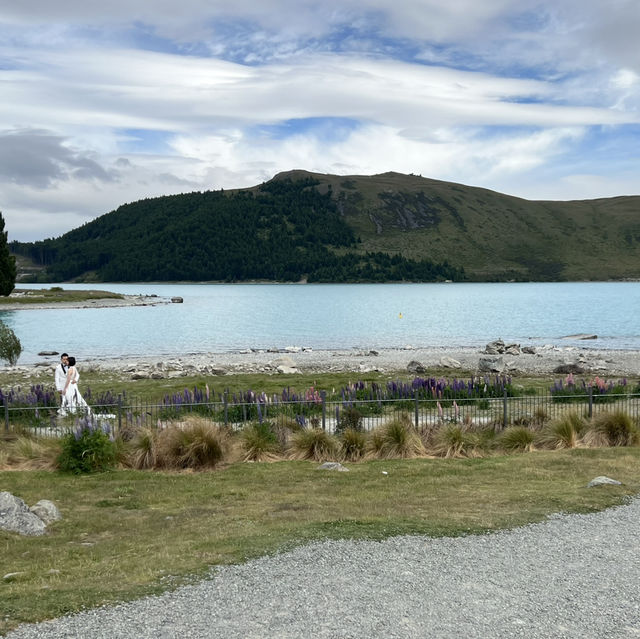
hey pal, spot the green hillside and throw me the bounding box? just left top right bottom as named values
left=278, top=170, right=640, bottom=281
left=11, top=170, right=640, bottom=282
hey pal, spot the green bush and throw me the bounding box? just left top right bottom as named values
left=0, top=321, right=21, bottom=366
left=58, top=417, right=117, bottom=474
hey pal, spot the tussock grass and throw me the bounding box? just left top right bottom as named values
left=289, top=428, right=339, bottom=461
left=128, top=427, right=158, bottom=470
left=431, top=424, right=479, bottom=458
left=155, top=418, right=232, bottom=469
left=240, top=422, right=281, bottom=462
left=537, top=413, right=585, bottom=450
left=339, top=428, right=367, bottom=462
left=583, top=411, right=639, bottom=447
left=370, top=414, right=426, bottom=459
left=499, top=426, right=536, bottom=452
left=0, top=435, right=61, bottom=470
left=2, top=449, right=640, bottom=634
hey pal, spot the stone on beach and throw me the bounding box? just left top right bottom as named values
left=439, top=356, right=461, bottom=368
left=478, top=356, right=506, bottom=373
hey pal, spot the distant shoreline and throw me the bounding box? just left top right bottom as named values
left=0, top=293, right=170, bottom=311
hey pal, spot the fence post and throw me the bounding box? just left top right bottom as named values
left=117, top=395, right=122, bottom=434
left=223, top=391, right=228, bottom=427
left=4, top=398, right=8, bottom=432
left=414, top=392, right=419, bottom=430
left=321, top=391, right=327, bottom=431
left=503, top=389, right=508, bottom=429
left=588, top=386, right=593, bottom=418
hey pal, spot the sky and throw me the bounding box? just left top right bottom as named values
left=1, top=1, right=639, bottom=242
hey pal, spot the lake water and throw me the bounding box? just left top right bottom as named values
left=3, top=282, right=640, bottom=364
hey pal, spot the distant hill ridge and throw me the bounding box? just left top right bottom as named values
left=11, top=170, right=640, bottom=282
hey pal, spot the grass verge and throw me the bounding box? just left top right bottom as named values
left=2, top=448, right=639, bottom=634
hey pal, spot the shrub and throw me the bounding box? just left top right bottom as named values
left=289, top=428, right=339, bottom=462
left=340, top=428, right=367, bottom=461
left=431, top=424, right=478, bottom=458
left=241, top=421, right=281, bottom=462
left=157, top=419, right=231, bottom=469
left=583, top=411, right=639, bottom=447
left=499, top=426, right=535, bottom=452
left=0, top=321, right=22, bottom=366
left=370, top=414, right=425, bottom=459
left=58, top=416, right=117, bottom=474
left=537, top=413, right=585, bottom=449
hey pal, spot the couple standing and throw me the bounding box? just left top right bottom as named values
left=55, top=353, right=90, bottom=416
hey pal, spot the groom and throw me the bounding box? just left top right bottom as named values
left=55, top=353, right=69, bottom=407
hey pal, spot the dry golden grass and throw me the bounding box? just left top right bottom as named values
left=0, top=435, right=61, bottom=470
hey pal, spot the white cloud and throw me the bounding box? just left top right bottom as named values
left=1, top=0, right=639, bottom=241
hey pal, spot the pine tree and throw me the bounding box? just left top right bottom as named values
left=0, top=212, right=16, bottom=296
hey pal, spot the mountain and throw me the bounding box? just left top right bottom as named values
left=11, top=170, right=640, bottom=282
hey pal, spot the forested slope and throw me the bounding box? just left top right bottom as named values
left=12, top=177, right=463, bottom=283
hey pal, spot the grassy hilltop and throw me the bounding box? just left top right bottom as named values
left=11, top=170, right=640, bottom=282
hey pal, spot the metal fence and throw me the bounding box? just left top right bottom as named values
left=4, top=390, right=640, bottom=437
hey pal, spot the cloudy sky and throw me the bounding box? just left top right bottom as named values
left=1, top=1, right=639, bottom=241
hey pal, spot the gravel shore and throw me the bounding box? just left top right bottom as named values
left=7, top=497, right=640, bottom=638
left=7, top=343, right=640, bottom=382
left=87, top=343, right=640, bottom=378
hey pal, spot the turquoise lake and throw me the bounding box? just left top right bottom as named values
left=3, top=281, right=639, bottom=364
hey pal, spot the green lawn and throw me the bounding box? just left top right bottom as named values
left=1, top=448, right=638, bottom=634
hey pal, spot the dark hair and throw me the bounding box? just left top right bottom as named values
left=67, top=356, right=76, bottom=366
left=61, top=353, right=68, bottom=358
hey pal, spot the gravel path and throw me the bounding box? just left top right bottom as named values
left=8, top=498, right=640, bottom=639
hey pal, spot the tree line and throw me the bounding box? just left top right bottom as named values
left=11, top=179, right=464, bottom=283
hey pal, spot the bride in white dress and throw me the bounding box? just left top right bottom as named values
left=60, top=356, right=91, bottom=415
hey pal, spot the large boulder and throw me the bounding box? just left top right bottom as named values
left=478, top=356, right=506, bottom=373
left=0, top=492, right=46, bottom=536
left=439, top=356, right=461, bottom=369
left=407, top=360, right=426, bottom=374
left=553, top=363, right=585, bottom=375
left=484, top=339, right=505, bottom=354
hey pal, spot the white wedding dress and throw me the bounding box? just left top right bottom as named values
left=60, top=366, right=90, bottom=415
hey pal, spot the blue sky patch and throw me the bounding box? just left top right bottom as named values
left=252, top=117, right=361, bottom=142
